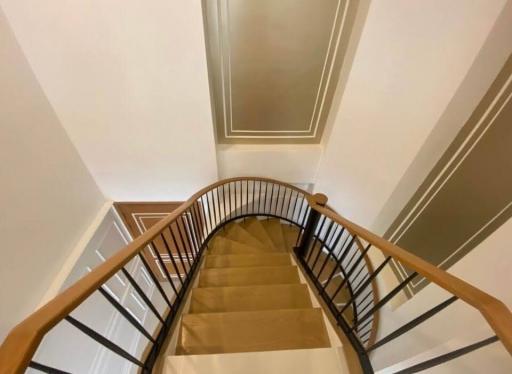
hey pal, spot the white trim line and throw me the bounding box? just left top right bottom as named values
left=220, top=0, right=349, bottom=138
left=389, top=74, right=512, bottom=244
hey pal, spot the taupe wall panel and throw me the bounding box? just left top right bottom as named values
left=385, top=56, right=512, bottom=293
left=204, top=0, right=360, bottom=143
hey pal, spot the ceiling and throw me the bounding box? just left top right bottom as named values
left=204, top=0, right=360, bottom=144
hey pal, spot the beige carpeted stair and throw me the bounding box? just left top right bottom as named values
left=176, top=217, right=331, bottom=355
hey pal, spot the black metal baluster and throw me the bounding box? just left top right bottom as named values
left=350, top=272, right=418, bottom=331
left=238, top=181, right=242, bottom=216
left=245, top=180, right=249, bottom=216
left=285, top=189, right=294, bottom=220
left=167, top=228, right=188, bottom=274
left=393, top=336, right=498, bottom=374
left=295, top=199, right=307, bottom=245
left=338, top=257, right=392, bottom=316
left=138, top=253, right=172, bottom=308
left=305, top=216, right=327, bottom=263
left=191, top=202, right=205, bottom=245
left=354, top=288, right=374, bottom=309
left=227, top=182, right=232, bottom=220
left=269, top=183, right=275, bottom=217
left=263, top=182, right=269, bottom=215
left=223, top=183, right=228, bottom=222
left=98, top=286, right=156, bottom=343
left=200, top=196, right=211, bottom=235
left=151, top=242, right=180, bottom=298
left=368, top=296, right=458, bottom=352
left=322, top=234, right=356, bottom=291
left=205, top=193, right=214, bottom=235
left=330, top=244, right=373, bottom=301
left=184, top=212, right=200, bottom=256
left=276, top=185, right=282, bottom=215
left=251, top=180, right=255, bottom=213
left=311, top=221, right=335, bottom=270
left=29, top=361, right=71, bottom=374
left=65, top=316, right=145, bottom=368
left=257, top=180, right=262, bottom=214
left=121, top=268, right=165, bottom=324
left=290, top=191, right=300, bottom=223
left=316, top=227, right=345, bottom=279
left=172, top=222, right=192, bottom=269
left=177, top=217, right=196, bottom=262
left=215, top=187, right=222, bottom=223
left=159, top=233, right=184, bottom=287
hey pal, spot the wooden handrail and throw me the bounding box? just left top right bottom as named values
left=0, top=177, right=312, bottom=374
left=2, top=177, right=509, bottom=373
left=307, top=195, right=512, bottom=355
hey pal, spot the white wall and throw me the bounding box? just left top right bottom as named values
left=0, top=0, right=218, bottom=201
left=315, top=0, right=508, bottom=229
left=217, top=144, right=322, bottom=185
left=373, top=216, right=512, bottom=373
left=0, top=8, right=106, bottom=341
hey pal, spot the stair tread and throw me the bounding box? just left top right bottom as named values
left=240, top=218, right=279, bottom=250
left=178, top=308, right=330, bottom=355
left=219, top=223, right=268, bottom=250
left=190, top=284, right=312, bottom=313
left=260, top=219, right=287, bottom=251
left=281, top=224, right=301, bottom=251
left=209, top=236, right=274, bottom=255
left=198, top=265, right=300, bottom=288
left=204, top=253, right=291, bottom=268
left=164, top=348, right=349, bottom=374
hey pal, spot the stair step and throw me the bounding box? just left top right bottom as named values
left=260, top=219, right=287, bottom=250
left=241, top=218, right=279, bottom=250
left=177, top=308, right=330, bottom=355
left=204, top=253, right=291, bottom=268
left=190, top=284, right=312, bottom=313
left=281, top=224, right=301, bottom=251
left=198, top=266, right=300, bottom=288
left=209, top=236, right=272, bottom=255
left=164, top=348, right=349, bottom=374
left=220, top=223, right=268, bottom=250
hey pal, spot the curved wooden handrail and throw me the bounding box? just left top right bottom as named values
left=307, top=195, right=512, bottom=355
left=0, top=177, right=312, bottom=374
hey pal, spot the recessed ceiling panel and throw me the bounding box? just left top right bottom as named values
left=204, top=0, right=360, bottom=143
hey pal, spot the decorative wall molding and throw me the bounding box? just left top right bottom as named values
left=204, top=0, right=361, bottom=143
left=385, top=56, right=512, bottom=294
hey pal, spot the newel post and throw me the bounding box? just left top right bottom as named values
left=295, top=193, right=328, bottom=258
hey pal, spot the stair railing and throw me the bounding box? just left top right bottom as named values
left=295, top=193, right=512, bottom=373
left=0, top=178, right=315, bottom=374
left=0, top=178, right=510, bottom=374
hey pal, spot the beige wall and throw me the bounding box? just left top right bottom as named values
left=0, top=0, right=218, bottom=201
left=0, top=9, right=106, bottom=341
left=373, top=216, right=512, bottom=373
left=315, top=0, right=508, bottom=229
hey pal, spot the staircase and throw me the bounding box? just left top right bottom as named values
left=164, top=217, right=348, bottom=373
left=2, top=178, right=510, bottom=374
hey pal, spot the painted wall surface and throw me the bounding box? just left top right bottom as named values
left=217, top=144, right=322, bottom=185
left=372, top=0, right=512, bottom=236
left=314, top=0, right=508, bottom=229
left=0, top=9, right=105, bottom=341
left=373, top=216, right=512, bottom=373
left=29, top=209, right=166, bottom=374
left=0, top=0, right=218, bottom=201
